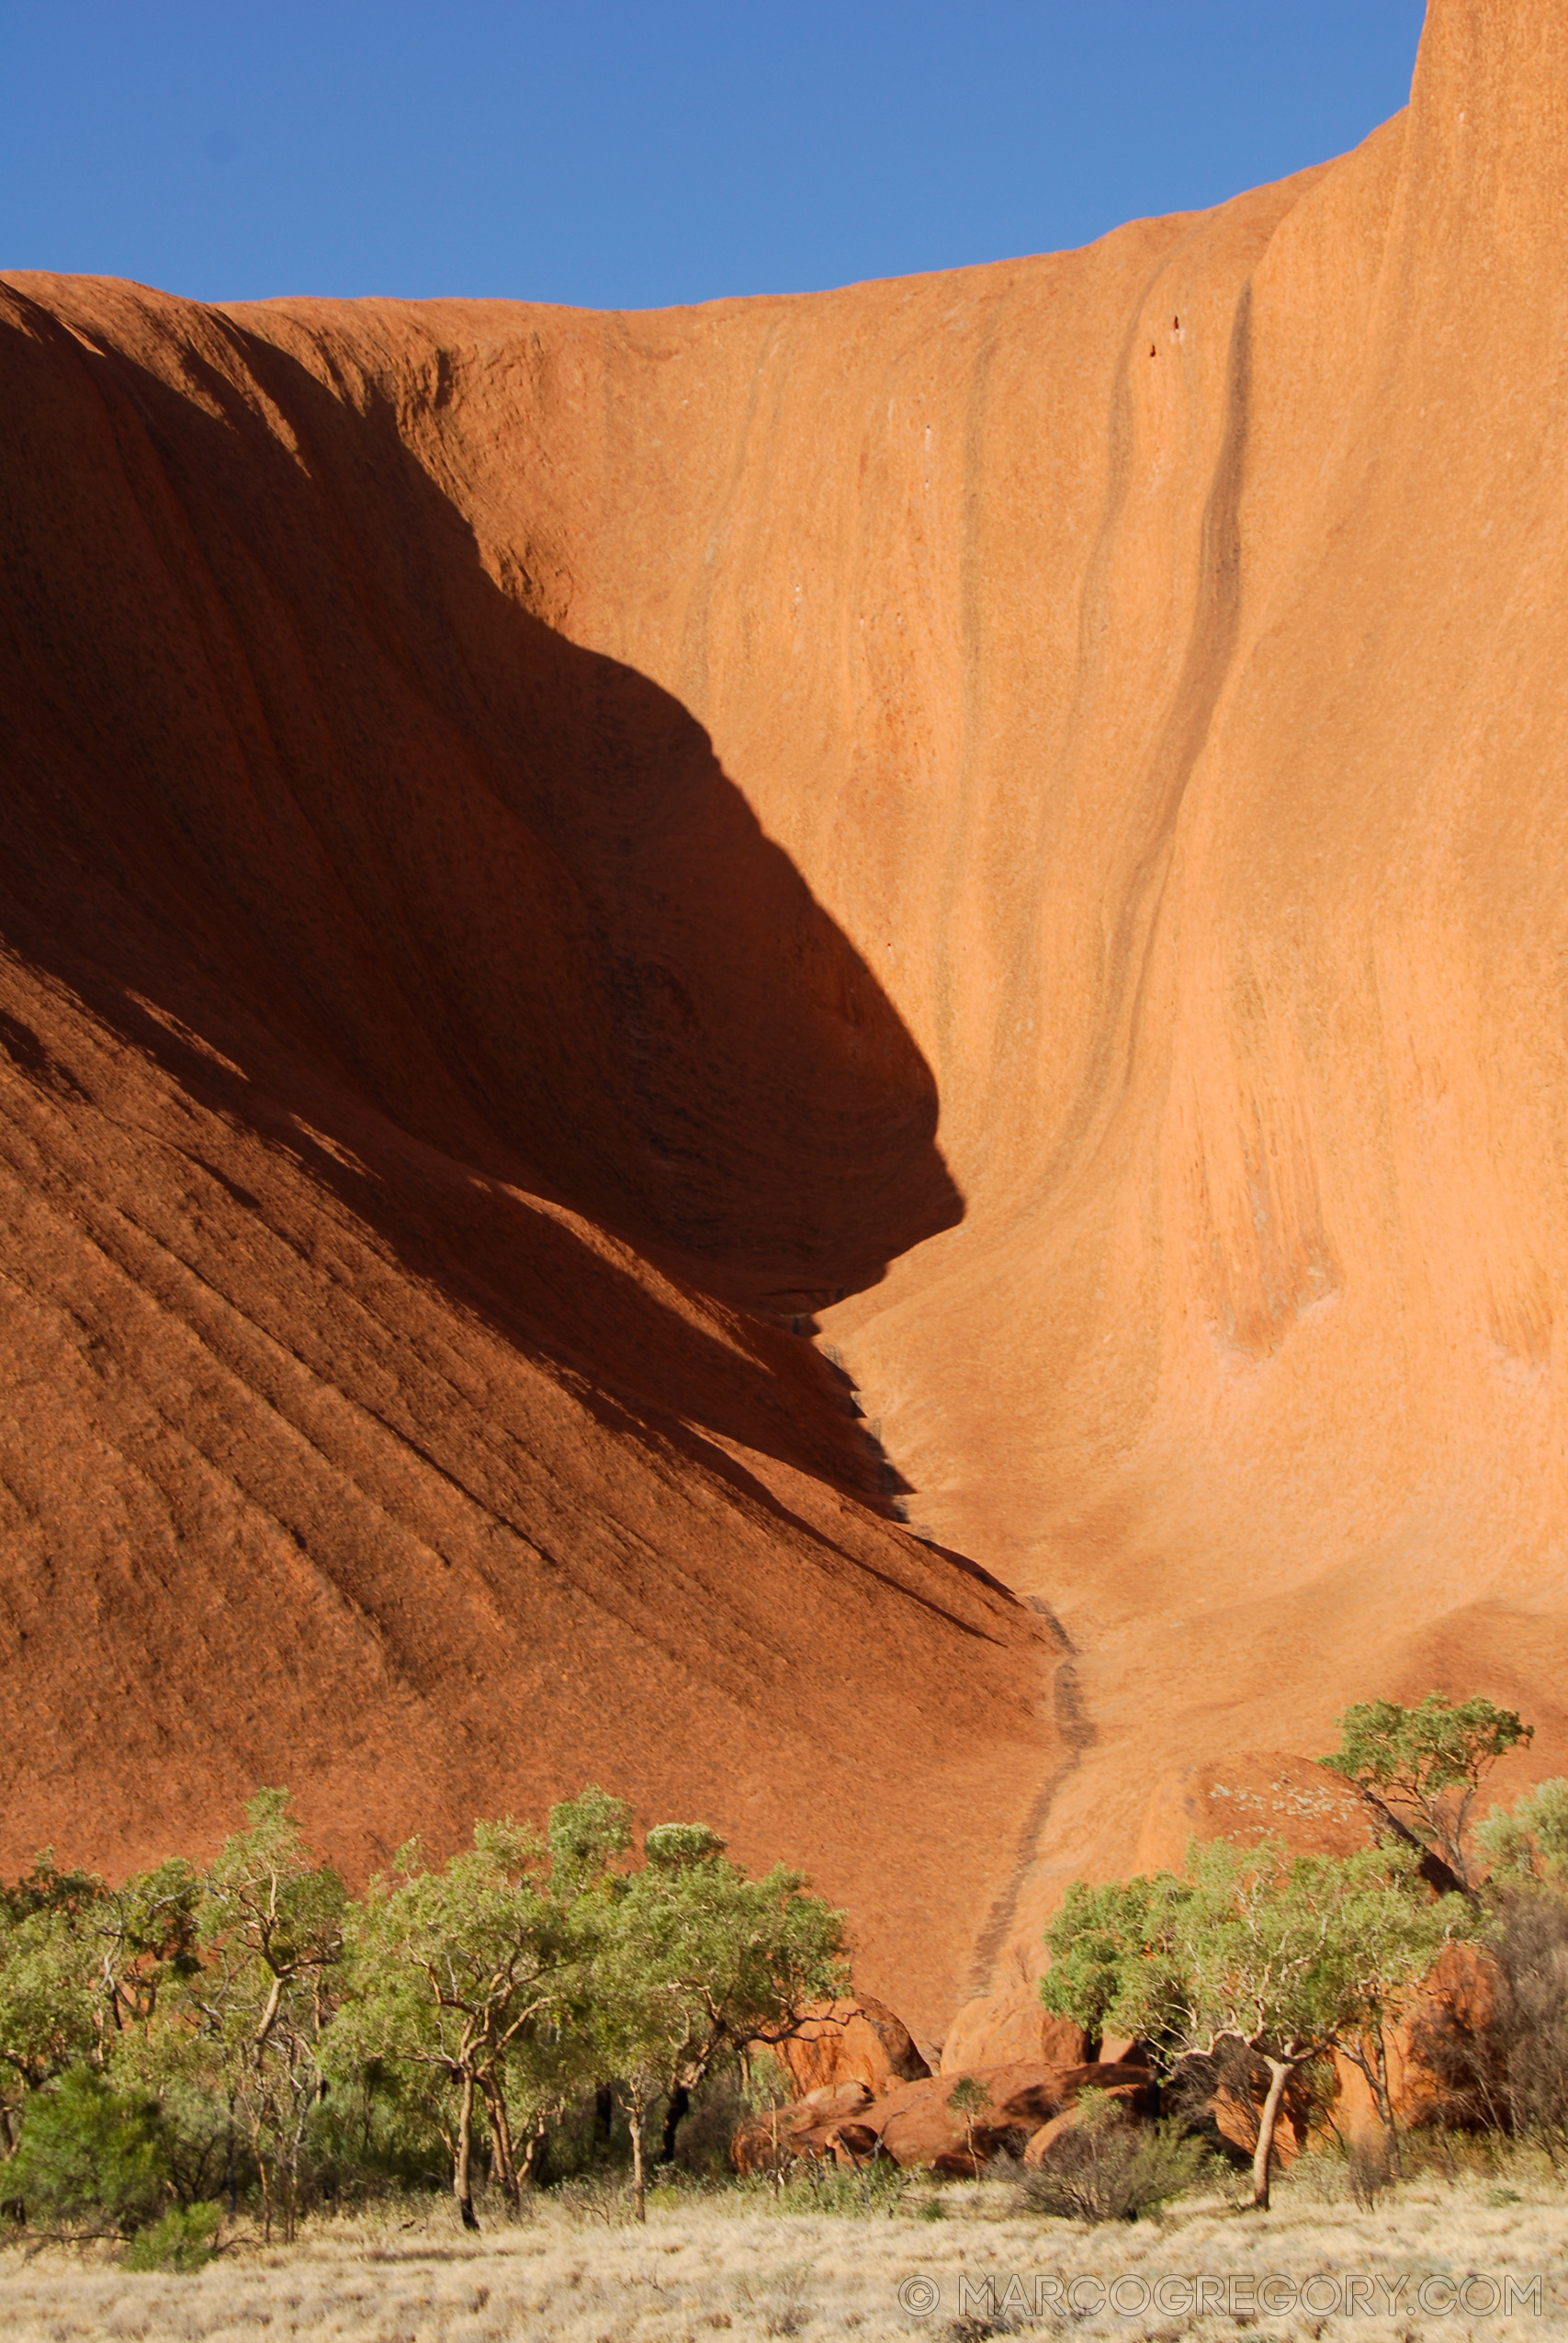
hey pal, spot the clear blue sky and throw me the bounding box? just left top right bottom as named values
left=2, top=2, right=1427, bottom=312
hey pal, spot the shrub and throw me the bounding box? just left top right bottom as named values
left=742, top=2154, right=907, bottom=2218
left=124, top=2201, right=221, bottom=2271
left=7, top=2067, right=171, bottom=2235
left=1413, top=1888, right=1568, bottom=2153
left=1280, top=2145, right=1352, bottom=2204
left=1348, top=2133, right=1392, bottom=2209
left=1014, top=2099, right=1215, bottom=2224
left=556, top=2170, right=636, bottom=2225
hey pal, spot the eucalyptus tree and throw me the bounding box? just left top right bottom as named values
left=0, top=1900, right=99, bottom=2155
left=1042, top=1839, right=1472, bottom=2206
left=178, top=1791, right=346, bottom=2240
left=1478, top=1779, right=1568, bottom=1889
left=339, top=1809, right=594, bottom=2227
left=585, top=1821, right=848, bottom=2219
left=1322, top=1694, right=1532, bottom=1893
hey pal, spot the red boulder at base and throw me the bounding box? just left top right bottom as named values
left=769, top=2059, right=1155, bottom=2179
left=730, top=2079, right=876, bottom=2175
left=941, top=1989, right=1089, bottom=2076
left=1021, top=2081, right=1154, bottom=2168
left=772, top=1997, right=932, bottom=2098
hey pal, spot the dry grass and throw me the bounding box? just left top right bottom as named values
left=0, top=2164, right=1565, bottom=2342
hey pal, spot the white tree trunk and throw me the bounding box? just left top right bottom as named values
left=1252, top=2057, right=1293, bottom=2210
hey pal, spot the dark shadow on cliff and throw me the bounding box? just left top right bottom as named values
left=0, top=286, right=962, bottom=1506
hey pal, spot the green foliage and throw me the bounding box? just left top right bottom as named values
left=1321, top=1693, right=1532, bottom=1888
left=174, top=1788, right=347, bottom=2242
left=644, top=1824, right=727, bottom=1870
left=547, top=1786, right=633, bottom=1894
left=745, top=2154, right=907, bottom=2218
left=1042, top=1838, right=1474, bottom=2206
left=0, top=1851, right=105, bottom=1927
left=1016, top=2097, right=1215, bottom=2224
left=575, top=1820, right=848, bottom=2218
left=595, top=1840, right=849, bottom=2086
left=7, top=2068, right=171, bottom=2234
left=199, top=1790, right=347, bottom=1983
left=0, top=1900, right=100, bottom=2144
left=0, top=1784, right=846, bottom=2240
left=1038, top=1873, right=1172, bottom=2043
left=339, top=1806, right=586, bottom=2224
left=123, top=2201, right=221, bottom=2271
left=304, top=2058, right=448, bottom=2200
left=95, top=1859, right=204, bottom=2033
left=1045, top=1839, right=1468, bottom=2065
left=1478, top=1780, right=1568, bottom=1889
left=947, top=2073, right=991, bottom=2164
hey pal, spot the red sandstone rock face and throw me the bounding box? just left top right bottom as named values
left=1134, top=1754, right=1371, bottom=1873
left=940, top=1993, right=1087, bottom=2077
left=0, top=279, right=1061, bottom=2041
left=2, top=0, right=1567, bottom=2037
left=773, top=1998, right=932, bottom=2097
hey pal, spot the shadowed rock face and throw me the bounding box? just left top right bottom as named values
left=0, top=278, right=1054, bottom=2037
left=2, top=0, right=1566, bottom=2035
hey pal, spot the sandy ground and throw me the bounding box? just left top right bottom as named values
left=1, top=2172, right=1565, bottom=2342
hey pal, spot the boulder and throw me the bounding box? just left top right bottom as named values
left=1022, top=2082, right=1151, bottom=2167
left=1135, top=1755, right=1371, bottom=1873
left=869, top=2060, right=1152, bottom=2178
left=1098, top=2037, right=1151, bottom=2068
left=1211, top=2081, right=1307, bottom=2168
left=941, top=1988, right=1089, bottom=2075
left=729, top=2078, right=875, bottom=2173
left=772, top=1997, right=932, bottom=2097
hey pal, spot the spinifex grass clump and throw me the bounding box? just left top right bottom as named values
left=1012, top=2092, right=1215, bottom=2224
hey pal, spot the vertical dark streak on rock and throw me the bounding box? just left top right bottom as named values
left=964, top=1655, right=1099, bottom=2001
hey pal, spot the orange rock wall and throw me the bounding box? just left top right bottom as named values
left=2, top=0, right=1566, bottom=2033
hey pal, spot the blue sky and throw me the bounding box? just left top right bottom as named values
left=2, top=2, right=1427, bottom=311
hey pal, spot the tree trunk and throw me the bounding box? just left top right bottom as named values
left=1371, top=2027, right=1403, bottom=2176
left=481, top=2077, right=522, bottom=2211
left=594, top=2084, right=614, bottom=2144
left=1251, top=2058, right=1293, bottom=2210
left=659, top=2084, right=690, bottom=2166
left=454, top=2071, right=480, bottom=2231
left=628, top=2088, right=648, bottom=2224
left=1340, top=2033, right=1404, bottom=2179
left=521, top=2113, right=549, bottom=2185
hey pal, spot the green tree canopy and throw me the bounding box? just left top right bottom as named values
left=583, top=1823, right=847, bottom=2219
left=339, top=1806, right=592, bottom=2228
left=176, top=1790, right=346, bottom=2241
left=5, top=2067, right=171, bottom=2235
left=1321, top=1693, right=1532, bottom=1891
left=1042, top=1839, right=1472, bottom=2206
left=0, top=1903, right=99, bottom=2153
left=1477, top=1779, right=1568, bottom=1891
